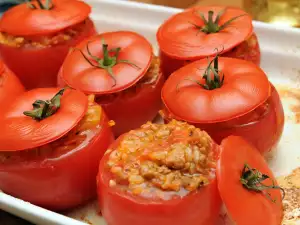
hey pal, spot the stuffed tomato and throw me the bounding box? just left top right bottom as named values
left=157, top=6, right=260, bottom=78
left=0, top=0, right=96, bottom=89
left=161, top=55, right=284, bottom=154
left=58, top=31, right=164, bottom=137
left=0, top=88, right=114, bottom=210
left=97, top=120, right=222, bottom=225
left=0, top=59, right=24, bottom=107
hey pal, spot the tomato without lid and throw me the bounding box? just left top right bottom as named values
left=217, top=136, right=283, bottom=225
left=0, top=60, right=24, bottom=107
left=58, top=31, right=163, bottom=136
left=0, top=90, right=114, bottom=210
left=97, top=120, right=222, bottom=225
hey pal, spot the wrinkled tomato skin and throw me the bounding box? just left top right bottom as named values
left=160, top=33, right=260, bottom=79
left=97, top=136, right=222, bottom=225
left=163, top=85, right=284, bottom=154
left=100, top=72, right=164, bottom=137
left=0, top=19, right=96, bottom=90
left=0, top=112, right=114, bottom=211
left=0, top=66, right=25, bottom=107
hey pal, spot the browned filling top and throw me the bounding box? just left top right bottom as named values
left=0, top=95, right=103, bottom=162
left=0, top=19, right=89, bottom=48
left=106, top=120, right=216, bottom=200
left=95, top=56, right=161, bottom=104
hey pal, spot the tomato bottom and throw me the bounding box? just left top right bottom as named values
left=160, top=33, right=261, bottom=79
left=162, top=84, right=284, bottom=154
left=95, top=57, right=164, bottom=137
left=0, top=107, right=114, bottom=211
left=0, top=18, right=96, bottom=90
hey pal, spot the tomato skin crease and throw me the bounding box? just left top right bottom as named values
left=159, top=33, right=261, bottom=79
left=0, top=19, right=96, bottom=90
left=0, top=61, right=24, bottom=108
left=0, top=110, right=114, bottom=211
left=97, top=135, right=222, bottom=225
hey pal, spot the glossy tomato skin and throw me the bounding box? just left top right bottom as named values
left=163, top=84, right=284, bottom=154
left=97, top=136, right=222, bottom=225
left=0, top=110, right=114, bottom=211
left=0, top=62, right=24, bottom=107
left=100, top=72, right=164, bottom=137
left=160, top=33, right=260, bottom=79
left=0, top=19, right=96, bottom=90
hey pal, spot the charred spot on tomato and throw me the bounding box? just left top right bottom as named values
left=95, top=56, right=160, bottom=104
left=106, top=120, right=216, bottom=200
left=0, top=95, right=102, bottom=162
left=0, top=19, right=91, bottom=48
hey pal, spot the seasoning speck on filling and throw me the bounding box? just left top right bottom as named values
left=107, top=120, right=216, bottom=200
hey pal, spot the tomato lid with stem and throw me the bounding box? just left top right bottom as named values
left=217, top=136, right=284, bottom=225
left=157, top=6, right=253, bottom=60
left=0, top=88, right=88, bottom=151
left=0, top=0, right=91, bottom=36
left=161, top=54, right=270, bottom=123
left=59, top=31, right=153, bottom=94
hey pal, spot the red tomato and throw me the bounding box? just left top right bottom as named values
left=97, top=121, right=222, bottom=225
left=161, top=56, right=284, bottom=154
left=58, top=31, right=163, bottom=137
left=0, top=88, right=114, bottom=210
left=157, top=6, right=260, bottom=78
left=0, top=0, right=96, bottom=90
left=217, top=136, right=283, bottom=225
left=0, top=60, right=24, bottom=107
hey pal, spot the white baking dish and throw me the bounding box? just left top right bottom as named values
left=0, top=0, right=300, bottom=224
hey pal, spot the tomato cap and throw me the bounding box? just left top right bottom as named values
left=157, top=6, right=253, bottom=59
left=217, top=136, right=283, bottom=225
left=0, top=88, right=88, bottom=151
left=0, top=0, right=91, bottom=36
left=162, top=57, right=270, bottom=123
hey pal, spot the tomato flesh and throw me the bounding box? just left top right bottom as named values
left=0, top=102, right=114, bottom=210
left=160, top=33, right=260, bottom=79
left=97, top=121, right=222, bottom=225
left=163, top=85, right=284, bottom=154
left=0, top=19, right=96, bottom=90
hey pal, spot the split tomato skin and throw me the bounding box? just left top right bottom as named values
left=0, top=109, right=114, bottom=211
left=0, top=19, right=96, bottom=90
left=97, top=135, right=222, bottom=225
left=159, top=33, right=261, bottom=79
left=0, top=61, right=24, bottom=107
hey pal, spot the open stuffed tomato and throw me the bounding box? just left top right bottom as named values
left=0, top=59, right=24, bottom=107
left=0, top=88, right=114, bottom=210
left=97, top=120, right=222, bottom=225
left=161, top=55, right=284, bottom=154
left=157, top=6, right=260, bottom=78
left=0, top=0, right=96, bottom=89
left=58, top=31, right=164, bottom=137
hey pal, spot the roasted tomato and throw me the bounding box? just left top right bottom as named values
left=217, top=136, right=284, bottom=225
left=157, top=6, right=260, bottom=78
left=161, top=55, right=284, bottom=154
left=0, top=0, right=96, bottom=89
left=58, top=31, right=164, bottom=137
left=97, top=120, right=222, bottom=225
left=0, top=88, right=114, bottom=211
left=0, top=59, right=24, bottom=107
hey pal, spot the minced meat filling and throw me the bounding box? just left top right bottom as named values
left=0, top=20, right=89, bottom=48
left=107, top=120, right=216, bottom=199
left=0, top=95, right=102, bottom=162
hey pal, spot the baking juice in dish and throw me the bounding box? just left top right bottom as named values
left=98, top=120, right=222, bottom=225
